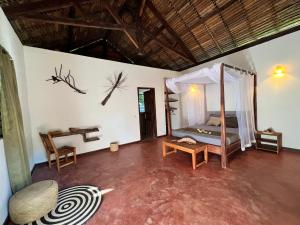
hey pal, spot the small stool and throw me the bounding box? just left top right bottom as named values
left=9, top=180, right=58, bottom=224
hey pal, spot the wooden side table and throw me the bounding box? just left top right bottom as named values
left=256, top=131, right=282, bottom=154
left=162, top=137, right=208, bottom=170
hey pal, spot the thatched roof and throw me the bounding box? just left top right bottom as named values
left=1, top=0, right=300, bottom=71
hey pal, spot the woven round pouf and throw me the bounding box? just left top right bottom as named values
left=9, top=180, right=58, bottom=225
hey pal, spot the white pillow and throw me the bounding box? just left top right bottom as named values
left=206, top=116, right=221, bottom=126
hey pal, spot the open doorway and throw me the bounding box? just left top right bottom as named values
left=138, top=87, right=157, bottom=140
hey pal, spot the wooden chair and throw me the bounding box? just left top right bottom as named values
left=39, top=132, right=77, bottom=172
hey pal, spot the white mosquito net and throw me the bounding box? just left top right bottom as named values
left=166, top=63, right=256, bottom=150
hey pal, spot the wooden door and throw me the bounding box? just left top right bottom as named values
left=143, top=89, right=157, bottom=138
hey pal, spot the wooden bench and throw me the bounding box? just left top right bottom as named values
left=162, top=137, right=208, bottom=170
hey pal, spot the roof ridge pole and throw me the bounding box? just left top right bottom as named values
left=220, top=63, right=227, bottom=168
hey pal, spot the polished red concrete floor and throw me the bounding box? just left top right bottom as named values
left=31, top=138, right=300, bottom=225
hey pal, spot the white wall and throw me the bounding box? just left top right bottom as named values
left=24, top=47, right=180, bottom=164
left=249, top=31, right=300, bottom=150
left=0, top=7, right=34, bottom=224
left=180, top=31, right=300, bottom=150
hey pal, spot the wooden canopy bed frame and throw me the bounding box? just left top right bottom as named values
left=165, top=63, right=257, bottom=168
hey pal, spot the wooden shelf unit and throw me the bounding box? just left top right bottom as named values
left=50, top=127, right=100, bottom=142
left=256, top=131, right=282, bottom=154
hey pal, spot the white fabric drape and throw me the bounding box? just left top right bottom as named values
left=166, top=63, right=256, bottom=151
left=166, top=63, right=237, bottom=94
left=235, top=72, right=256, bottom=150
left=182, top=85, right=207, bottom=126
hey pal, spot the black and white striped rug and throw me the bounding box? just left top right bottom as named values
left=26, top=185, right=102, bottom=225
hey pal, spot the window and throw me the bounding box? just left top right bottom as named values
left=139, top=93, right=145, bottom=113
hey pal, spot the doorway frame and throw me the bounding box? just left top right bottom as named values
left=137, top=87, right=157, bottom=140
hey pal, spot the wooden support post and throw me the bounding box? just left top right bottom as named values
left=253, top=73, right=258, bottom=130
left=220, top=63, right=227, bottom=168
left=164, top=78, right=172, bottom=136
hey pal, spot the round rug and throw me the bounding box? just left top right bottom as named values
left=26, top=185, right=102, bottom=225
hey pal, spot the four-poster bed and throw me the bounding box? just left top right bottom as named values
left=165, top=63, right=257, bottom=168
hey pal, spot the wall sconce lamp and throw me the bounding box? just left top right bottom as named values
left=189, top=85, right=197, bottom=93
left=273, top=65, right=286, bottom=78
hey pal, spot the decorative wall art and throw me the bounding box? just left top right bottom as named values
left=46, top=64, right=86, bottom=94
left=101, top=72, right=127, bottom=106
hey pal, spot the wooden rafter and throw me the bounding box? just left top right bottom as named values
left=139, top=0, right=147, bottom=17
left=67, top=6, right=75, bottom=51
left=143, top=26, right=165, bottom=47
left=210, top=0, right=238, bottom=48
left=146, top=0, right=197, bottom=64
left=238, top=0, right=257, bottom=41
left=103, top=2, right=140, bottom=49
left=179, top=23, right=300, bottom=71
left=189, top=0, right=237, bottom=30
left=106, top=40, right=136, bottom=64
left=188, top=0, right=223, bottom=54
left=2, top=0, right=91, bottom=18
left=102, top=0, right=127, bottom=49
left=141, top=28, right=194, bottom=63
left=163, top=49, right=181, bottom=69
left=269, top=0, right=279, bottom=31
left=21, top=14, right=128, bottom=31
left=167, top=0, right=209, bottom=58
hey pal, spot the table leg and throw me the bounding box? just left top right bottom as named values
left=204, top=146, right=208, bottom=163
left=192, top=152, right=196, bottom=170
left=163, top=143, right=166, bottom=158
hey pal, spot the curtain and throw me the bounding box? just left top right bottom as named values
left=235, top=71, right=256, bottom=150
left=182, top=84, right=207, bottom=126
left=0, top=48, right=31, bottom=193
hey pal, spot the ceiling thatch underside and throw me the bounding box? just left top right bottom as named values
left=1, top=0, right=300, bottom=71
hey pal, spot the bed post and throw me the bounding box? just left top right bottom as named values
left=220, top=63, right=227, bottom=168
left=253, top=73, right=258, bottom=130
left=164, top=78, right=172, bottom=136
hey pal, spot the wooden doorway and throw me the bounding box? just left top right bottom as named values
left=138, top=87, right=157, bottom=140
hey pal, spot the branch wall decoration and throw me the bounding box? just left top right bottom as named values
left=46, top=64, right=86, bottom=94
left=101, top=72, right=127, bottom=106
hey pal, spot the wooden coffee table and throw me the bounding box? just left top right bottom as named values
left=162, top=137, right=208, bottom=170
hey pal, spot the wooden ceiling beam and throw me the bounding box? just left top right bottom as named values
left=146, top=0, right=197, bottom=64
left=142, top=28, right=194, bottom=63
left=2, top=0, right=92, bottom=19
left=103, top=2, right=140, bottom=49
left=139, top=0, right=147, bottom=17
left=21, top=14, right=127, bottom=31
